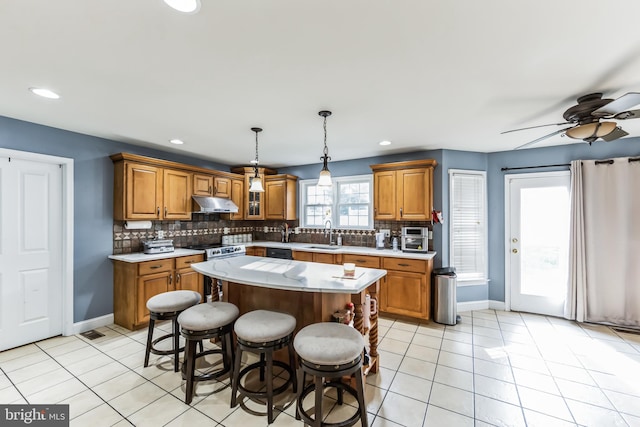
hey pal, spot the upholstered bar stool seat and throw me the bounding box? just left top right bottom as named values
left=144, top=290, right=201, bottom=373
left=294, top=322, right=367, bottom=427
left=178, top=301, right=239, bottom=404
left=231, top=310, right=297, bottom=424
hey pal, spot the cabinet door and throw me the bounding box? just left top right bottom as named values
left=177, top=268, right=203, bottom=300
left=373, top=171, right=396, bottom=220
left=313, top=253, right=336, bottom=264
left=163, top=169, right=192, bottom=219
left=213, top=176, right=231, bottom=198
left=265, top=179, right=286, bottom=220
left=229, top=178, right=244, bottom=220
left=292, top=251, right=314, bottom=262
left=380, top=270, right=428, bottom=319
left=193, top=174, right=213, bottom=196
left=245, top=173, right=264, bottom=220
left=136, top=272, right=171, bottom=325
left=125, top=163, right=163, bottom=219
left=397, top=168, right=430, bottom=221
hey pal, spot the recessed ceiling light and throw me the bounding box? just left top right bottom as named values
left=379, top=140, right=392, bottom=146
left=169, top=139, right=185, bottom=145
left=29, top=87, right=60, bottom=99
left=163, top=0, right=201, bottom=13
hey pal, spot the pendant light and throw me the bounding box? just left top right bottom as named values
left=318, top=110, right=333, bottom=187
left=249, top=127, right=265, bottom=192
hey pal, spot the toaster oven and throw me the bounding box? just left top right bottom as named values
left=401, top=227, right=429, bottom=252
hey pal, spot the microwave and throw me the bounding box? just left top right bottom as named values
left=401, top=227, right=429, bottom=252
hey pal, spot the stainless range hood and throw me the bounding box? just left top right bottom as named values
left=192, top=195, right=239, bottom=213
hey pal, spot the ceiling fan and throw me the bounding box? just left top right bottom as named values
left=503, top=92, right=640, bottom=149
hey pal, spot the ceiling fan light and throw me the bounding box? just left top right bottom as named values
left=566, top=122, right=618, bottom=140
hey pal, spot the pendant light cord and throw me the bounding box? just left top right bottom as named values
left=322, top=115, right=331, bottom=161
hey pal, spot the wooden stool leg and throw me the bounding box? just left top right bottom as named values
left=266, top=349, right=274, bottom=424
left=288, top=341, right=297, bottom=393
left=295, top=367, right=304, bottom=420
left=355, top=366, right=368, bottom=427
left=230, top=344, right=243, bottom=408
left=314, top=375, right=323, bottom=427
left=173, top=317, right=180, bottom=372
left=184, top=339, right=196, bottom=405
left=144, top=317, right=155, bottom=368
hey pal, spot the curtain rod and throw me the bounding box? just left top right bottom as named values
left=501, top=163, right=570, bottom=172
left=502, top=157, right=640, bottom=171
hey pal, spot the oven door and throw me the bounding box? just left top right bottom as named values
left=402, top=236, right=428, bottom=252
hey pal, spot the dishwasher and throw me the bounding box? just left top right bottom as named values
left=266, top=247, right=293, bottom=260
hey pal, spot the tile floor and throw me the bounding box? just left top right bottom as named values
left=2, top=310, right=640, bottom=426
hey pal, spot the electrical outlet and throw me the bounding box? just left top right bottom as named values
left=428, top=230, right=433, bottom=239
left=380, top=229, right=391, bottom=238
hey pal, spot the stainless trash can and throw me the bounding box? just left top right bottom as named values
left=433, top=267, right=458, bottom=325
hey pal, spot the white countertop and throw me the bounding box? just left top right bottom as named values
left=248, top=241, right=436, bottom=260
left=108, top=248, right=204, bottom=263
left=191, top=256, right=386, bottom=294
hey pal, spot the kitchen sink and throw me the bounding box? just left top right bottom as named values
left=305, top=245, right=341, bottom=250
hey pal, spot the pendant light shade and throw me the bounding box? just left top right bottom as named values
left=317, top=110, right=333, bottom=187
left=249, top=127, right=265, bottom=193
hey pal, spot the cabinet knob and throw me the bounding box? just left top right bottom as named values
left=176, top=273, right=181, bottom=283
left=169, top=273, right=173, bottom=284
left=512, top=248, right=518, bottom=254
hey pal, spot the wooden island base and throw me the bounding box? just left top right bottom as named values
left=219, top=280, right=380, bottom=375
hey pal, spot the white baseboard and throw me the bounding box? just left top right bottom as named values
left=457, top=300, right=506, bottom=313
left=68, top=313, right=114, bottom=335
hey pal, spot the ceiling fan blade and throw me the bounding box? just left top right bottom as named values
left=515, top=127, right=573, bottom=150
left=592, top=92, right=640, bottom=116
left=501, top=122, right=572, bottom=134
left=614, top=109, right=640, bottom=120
left=601, top=127, right=629, bottom=142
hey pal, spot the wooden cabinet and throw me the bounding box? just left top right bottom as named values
left=113, top=254, right=204, bottom=330
left=213, top=176, right=231, bottom=198
left=342, top=254, right=381, bottom=269
left=245, top=171, right=265, bottom=220
left=292, top=251, right=313, bottom=262
left=193, top=173, right=214, bottom=196
left=292, top=250, right=338, bottom=264
left=379, top=256, right=433, bottom=320
left=265, top=174, right=298, bottom=220
left=112, top=154, right=192, bottom=221
left=370, top=159, right=437, bottom=221
left=229, top=177, right=244, bottom=221
left=246, top=246, right=266, bottom=257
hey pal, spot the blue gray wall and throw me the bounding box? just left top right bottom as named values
left=4, top=113, right=640, bottom=321
left=0, top=116, right=229, bottom=322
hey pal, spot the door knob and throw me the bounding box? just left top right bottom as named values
left=512, top=248, right=518, bottom=254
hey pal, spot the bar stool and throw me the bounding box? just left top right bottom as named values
left=178, top=301, right=239, bottom=404
left=144, top=290, right=201, bottom=373
left=294, top=322, right=367, bottom=427
left=231, top=310, right=297, bottom=424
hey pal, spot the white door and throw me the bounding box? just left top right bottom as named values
left=506, top=171, right=570, bottom=317
left=0, top=157, right=63, bottom=350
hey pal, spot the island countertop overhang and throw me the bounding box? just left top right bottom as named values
left=191, top=256, right=386, bottom=294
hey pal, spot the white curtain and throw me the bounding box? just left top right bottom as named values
left=565, top=157, right=640, bottom=326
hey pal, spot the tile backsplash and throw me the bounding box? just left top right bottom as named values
left=113, top=216, right=432, bottom=254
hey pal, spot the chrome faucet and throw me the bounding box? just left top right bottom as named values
left=324, top=219, right=335, bottom=245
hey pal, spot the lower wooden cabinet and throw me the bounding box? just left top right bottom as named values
left=380, top=257, right=433, bottom=320
left=292, top=250, right=337, bottom=264
left=114, top=254, right=204, bottom=330
left=246, top=246, right=266, bottom=257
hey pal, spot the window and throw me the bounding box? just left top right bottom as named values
left=449, top=169, right=487, bottom=285
left=300, top=175, right=373, bottom=229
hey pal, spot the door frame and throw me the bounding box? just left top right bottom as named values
left=0, top=148, right=74, bottom=336
left=503, top=170, right=570, bottom=313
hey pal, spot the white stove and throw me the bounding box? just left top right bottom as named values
left=186, top=243, right=246, bottom=300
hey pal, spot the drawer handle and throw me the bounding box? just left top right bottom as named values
left=398, top=263, right=410, bottom=267
left=356, top=259, right=366, bottom=263
left=150, top=265, right=163, bottom=269
left=176, top=273, right=181, bottom=283
left=169, top=274, right=172, bottom=284
left=164, top=206, right=168, bottom=217
left=156, top=207, right=160, bottom=216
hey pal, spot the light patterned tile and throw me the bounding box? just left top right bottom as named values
left=375, top=391, right=426, bottom=427
left=474, top=394, right=526, bottom=427
left=428, top=382, right=473, bottom=418
left=365, top=366, right=395, bottom=390
left=555, top=378, right=614, bottom=409
left=14, top=368, right=73, bottom=396
left=398, top=357, right=436, bottom=381
left=378, top=337, right=409, bottom=355
left=474, top=358, right=514, bottom=383
left=76, top=361, right=129, bottom=388
left=474, top=374, right=519, bottom=405
left=512, top=368, right=559, bottom=395
left=433, top=365, right=473, bottom=392
left=602, top=389, right=640, bottom=417
left=565, top=399, right=628, bottom=426
left=405, top=343, right=439, bottom=363
left=384, top=328, right=414, bottom=343
left=127, top=393, right=190, bottom=427
left=440, top=339, right=473, bottom=357
left=70, top=403, right=125, bottom=427
left=423, top=405, right=473, bottom=427
left=411, top=333, right=442, bottom=350
left=523, top=409, right=579, bottom=427
left=26, top=377, right=87, bottom=403
left=437, top=350, right=473, bottom=372
left=547, top=361, right=596, bottom=385
left=59, top=389, right=104, bottom=420
left=388, top=371, right=431, bottom=402
left=164, top=408, right=217, bottom=426
left=390, top=320, right=418, bottom=333
left=0, top=344, right=41, bottom=363
left=517, top=386, right=574, bottom=422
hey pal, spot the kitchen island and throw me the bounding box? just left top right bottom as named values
left=191, top=255, right=386, bottom=374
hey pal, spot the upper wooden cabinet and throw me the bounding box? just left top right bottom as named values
left=370, top=159, right=437, bottom=221
left=229, top=177, right=244, bottom=221
left=193, top=173, right=213, bottom=196
left=265, top=174, right=297, bottom=220
left=231, top=166, right=296, bottom=221
left=112, top=156, right=191, bottom=221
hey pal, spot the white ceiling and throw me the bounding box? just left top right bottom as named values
left=3, top=1, right=640, bottom=168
